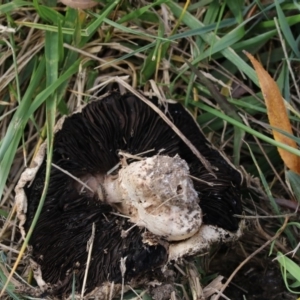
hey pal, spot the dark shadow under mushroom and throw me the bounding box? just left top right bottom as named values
left=23, top=92, right=243, bottom=297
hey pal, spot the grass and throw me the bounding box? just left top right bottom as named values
left=0, top=0, right=300, bottom=299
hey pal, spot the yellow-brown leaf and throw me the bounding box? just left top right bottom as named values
left=245, top=51, right=300, bottom=174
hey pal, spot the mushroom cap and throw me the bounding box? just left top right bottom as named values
left=21, top=92, right=242, bottom=296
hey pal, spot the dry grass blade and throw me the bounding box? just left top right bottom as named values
left=203, top=275, right=224, bottom=299
left=81, top=223, right=96, bottom=299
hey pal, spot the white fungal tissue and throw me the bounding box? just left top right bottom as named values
left=104, top=155, right=202, bottom=241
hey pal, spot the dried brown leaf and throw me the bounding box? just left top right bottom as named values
left=245, top=51, right=300, bottom=174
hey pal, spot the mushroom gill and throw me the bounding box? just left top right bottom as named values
left=17, top=92, right=243, bottom=297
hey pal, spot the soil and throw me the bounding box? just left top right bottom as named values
left=208, top=245, right=298, bottom=300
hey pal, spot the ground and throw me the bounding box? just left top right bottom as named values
left=0, top=0, right=300, bottom=299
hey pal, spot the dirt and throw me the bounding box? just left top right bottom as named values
left=208, top=245, right=298, bottom=300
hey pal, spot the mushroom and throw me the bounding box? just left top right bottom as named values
left=15, top=92, right=243, bottom=298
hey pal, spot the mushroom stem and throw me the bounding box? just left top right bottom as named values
left=169, top=224, right=243, bottom=261
left=103, top=155, right=202, bottom=241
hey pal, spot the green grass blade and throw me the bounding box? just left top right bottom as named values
left=33, top=0, right=64, bottom=24
left=192, top=101, right=300, bottom=157
left=0, top=58, right=46, bottom=164
left=170, top=18, right=236, bottom=40
left=28, top=59, right=81, bottom=116
left=103, top=18, right=171, bottom=42
left=82, top=0, right=121, bottom=43
left=226, top=0, right=244, bottom=24
left=276, top=252, right=300, bottom=294
left=167, top=1, right=258, bottom=85
left=203, top=0, right=219, bottom=25
left=253, top=14, right=300, bottom=31
left=117, top=0, right=168, bottom=23
left=45, top=29, right=59, bottom=151
left=245, top=142, right=280, bottom=215
left=0, top=59, right=80, bottom=199
left=0, top=0, right=32, bottom=13
left=275, top=0, right=300, bottom=57
left=286, top=171, right=300, bottom=204
left=141, top=21, right=165, bottom=82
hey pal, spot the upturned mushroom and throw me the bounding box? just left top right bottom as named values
left=15, top=92, right=243, bottom=298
